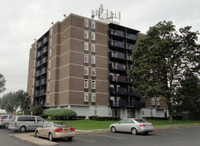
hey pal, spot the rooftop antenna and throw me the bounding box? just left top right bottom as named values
left=91, top=4, right=121, bottom=22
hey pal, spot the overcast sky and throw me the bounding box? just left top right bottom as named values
left=0, top=0, right=200, bottom=97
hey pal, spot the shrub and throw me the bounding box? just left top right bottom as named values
left=89, top=116, right=120, bottom=121
left=44, top=109, right=77, bottom=120
left=31, top=105, right=43, bottom=115
left=72, top=116, right=86, bottom=120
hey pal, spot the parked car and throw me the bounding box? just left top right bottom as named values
left=110, top=118, right=153, bottom=135
left=35, top=122, right=75, bottom=141
left=0, top=115, right=13, bottom=128
left=8, top=115, right=46, bottom=132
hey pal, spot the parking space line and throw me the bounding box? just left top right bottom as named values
left=89, top=133, right=127, bottom=140
left=75, top=137, right=95, bottom=143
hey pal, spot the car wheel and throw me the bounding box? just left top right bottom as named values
left=131, top=128, right=138, bottom=135
left=111, top=126, right=116, bottom=133
left=67, top=137, right=73, bottom=141
left=35, top=130, right=39, bottom=137
left=20, top=126, right=26, bottom=133
left=48, top=133, right=53, bottom=141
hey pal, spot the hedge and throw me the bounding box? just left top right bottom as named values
left=89, top=116, right=120, bottom=121
left=44, top=109, right=77, bottom=120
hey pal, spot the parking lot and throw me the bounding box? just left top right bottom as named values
left=1, top=126, right=200, bottom=146
left=57, top=127, right=200, bottom=146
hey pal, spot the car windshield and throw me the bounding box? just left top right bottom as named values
left=53, top=122, right=69, bottom=127
left=134, top=119, right=147, bottom=123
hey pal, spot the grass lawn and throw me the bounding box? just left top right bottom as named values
left=45, top=119, right=200, bottom=130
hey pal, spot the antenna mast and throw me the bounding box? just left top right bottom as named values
left=91, top=4, right=121, bottom=22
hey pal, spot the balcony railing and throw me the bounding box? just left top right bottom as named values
left=109, top=87, right=127, bottom=95
left=109, top=75, right=128, bottom=83
left=109, top=63, right=127, bottom=72
left=109, top=100, right=144, bottom=108
left=126, top=33, right=136, bottom=40
left=109, top=29, right=124, bottom=38
left=109, top=51, right=125, bottom=60
left=42, top=47, right=48, bottom=54
left=126, top=43, right=135, bottom=51
left=40, top=78, right=46, bottom=85
left=109, top=40, right=125, bottom=49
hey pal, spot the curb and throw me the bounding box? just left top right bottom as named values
left=10, top=133, right=58, bottom=146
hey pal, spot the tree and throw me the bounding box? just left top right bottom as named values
left=0, top=73, right=6, bottom=93
left=128, top=21, right=200, bottom=123
left=175, top=72, right=200, bottom=113
left=0, top=90, right=31, bottom=113
left=16, top=90, right=31, bottom=112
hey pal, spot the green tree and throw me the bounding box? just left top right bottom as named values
left=0, top=73, right=6, bottom=93
left=175, top=72, right=200, bottom=113
left=0, top=90, right=31, bottom=113
left=128, top=21, right=200, bottom=123
left=16, top=90, right=31, bottom=112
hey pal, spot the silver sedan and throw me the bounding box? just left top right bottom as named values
left=110, top=118, right=153, bottom=135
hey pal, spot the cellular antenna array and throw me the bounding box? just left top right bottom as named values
left=91, top=4, right=121, bottom=21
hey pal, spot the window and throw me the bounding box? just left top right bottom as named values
left=84, top=92, right=89, bottom=102
left=84, top=30, right=89, bottom=39
left=151, top=98, right=155, bottom=106
left=84, top=19, right=89, bottom=27
left=49, top=38, right=52, bottom=46
left=91, top=55, right=95, bottom=64
left=91, top=43, right=95, bottom=52
left=50, top=28, right=53, bottom=36
left=48, top=60, right=51, bottom=68
left=84, top=54, right=89, bottom=63
left=91, top=93, right=96, bottom=102
left=91, top=32, right=95, bottom=41
left=84, top=79, right=88, bottom=88
left=91, top=67, right=96, bottom=76
left=91, top=20, right=95, bottom=29
left=91, top=80, right=96, bottom=89
left=84, top=42, right=89, bottom=51
left=84, top=66, right=89, bottom=76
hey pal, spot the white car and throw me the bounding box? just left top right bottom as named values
left=110, top=118, right=153, bottom=135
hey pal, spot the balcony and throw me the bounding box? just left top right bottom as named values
left=37, top=51, right=41, bottom=58
left=126, top=43, right=135, bottom=51
left=109, top=75, right=128, bottom=83
left=34, top=91, right=40, bottom=97
left=109, top=40, right=125, bottom=49
left=41, top=57, right=47, bottom=65
left=37, top=41, right=42, bottom=49
left=35, top=80, right=40, bottom=87
left=128, top=90, right=138, bottom=96
left=109, top=87, right=127, bottom=95
left=41, top=68, right=47, bottom=75
left=43, top=37, right=48, bottom=44
left=35, top=70, right=40, bottom=77
left=126, top=55, right=132, bottom=61
left=36, top=61, right=41, bottom=67
left=109, top=100, right=144, bottom=109
left=126, top=33, right=136, bottom=41
left=42, top=47, right=48, bottom=54
left=40, top=78, right=46, bottom=85
left=109, top=63, right=127, bottom=72
left=40, top=90, right=46, bottom=96
left=109, top=51, right=125, bottom=60
left=109, top=29, right=124, bottom=38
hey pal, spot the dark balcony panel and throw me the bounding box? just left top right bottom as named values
left=109, top=29, right=124, bottom=38
left=34, top=91, right=40, bottom=97
left=109, top=51, right=125, bottom=60
left=119, top=100, right=127, bottom=108
left=40, top=90, right=46, bottom=96
left=37, top=51, right=41, bottom=58
left=109, top=63, right=127, bottom=72
left=41, top=57, right=47, bottom=64
left=43, top=37, right=48, bottom=44
left=37, top=42, right=42, bottom=48
left=109, top=87, right=115, bottom=95
left=35, top=81, right=40, bottom=87
left=126, top=33, right=136, bottom=41
left=41, top=68, right=47, bottom=75
left=109, top=75, right=126, bottom=83
left=109, top=40, right=125, bottom=49
left=126, top=43, right=135, bottom=51
left=126, top=55, right=132, bottom=61
left=40, top=78, right=46, bottom=85
left=133, top=101, right=143, bottom=108
left=117, top=87, right=127, bottom=95
left=42, top=47, right=48, bottom=54
left=36, top=61, right=41, bottom=67
left=35, top=71, right=40, bottom=77
left=118, top=76, right=126, bottom=82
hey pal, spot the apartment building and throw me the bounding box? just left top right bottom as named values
left=27, top=13, right=168, bottom=119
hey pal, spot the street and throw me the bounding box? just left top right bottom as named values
left=1, top=127, right=200, bottom=146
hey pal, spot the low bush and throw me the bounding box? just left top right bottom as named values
left=72, top=116, right=86, bottom=120
left=89, top=116, right=120, bottom=121
left=44, top=109, right=77, bottom=120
